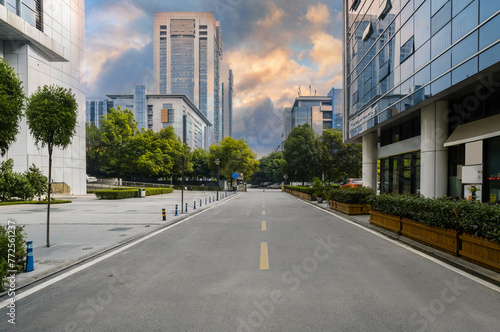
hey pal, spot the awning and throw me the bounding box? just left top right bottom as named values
left=444, top=114, right=500, bottom=147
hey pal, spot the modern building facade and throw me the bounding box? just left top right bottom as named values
left=328, top=87, right=344, bottom=132
left=343, top=0, right=500, bottom=202
left=220, top=61, right=233, bottom=139
left=86, top=98, right=113, bottom=128
left=282, top=96, right=334, bottom=144
left=1, top=0, right=86, bottom=194
left=153, top=12, right=223, bottom=144
left=105, top=87, right=212, bottom=150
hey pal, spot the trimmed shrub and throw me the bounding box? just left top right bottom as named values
left=284, top=185, right=316, bottom=196
left=94, top=189, right=137, bottom=199
left=0, top=224, right=27, bottom=292
left=368, top=194, right=500, bottom=242
left=173, top=185, right=222, bottom=191
left=326, top=187, right=375, bottom=204
left=145, top=187, right=173, bottom=196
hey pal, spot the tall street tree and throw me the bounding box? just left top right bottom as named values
left=0, top=59, right=25, bottom=156
left=208, top=137, right=259, bottom=184
left=283, top=123, right=320, bottom=185
left=251, top=152, right=284, bottom=185
left=26, top=85, right=78, bottom=247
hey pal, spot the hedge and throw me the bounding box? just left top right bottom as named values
left=326, top=187, right=375, bottom=204
left=94, top=189, right=138, bottom=200
left=0, top=225, right=27, bottom=292
left=284, top=185, right=316, bottom=196
left=368, top=194, right=500, bottom=243
left=146, top=187, right=173, bottom=196
left=173, top=185, right=223, bottom=191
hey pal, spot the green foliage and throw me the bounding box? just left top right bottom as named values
left=145, top=187, right=173, bottom=196
left=172, top=185, right=222, bottom=191
left=283, top=124, right=320, bottom=185
left=0, top=224, right=27, bottom=291
left=86, top=123, right=103, bottom=177
left=94, top=189, right=138, bottom=199
left=0, top=200, right=71, bottom=206
left=251, top=152, right=284, bottom=185
left=319, top=129, right=362, bottom=182
left=190, top=148, right=211, bottom=179
left=94, top=187, right=174, bottom=199
left=326, top=187, right=375, bottom=204
left=0, top=59, right=25, bottom=156
left=369, top=195, right=500, bottom=241
left=284, top=185, right=317, bottom=196
left=25, top=85, right=78, bottom=150
left=0, top=159, right=47, bottom=202
left=208, top=137, right=259, bottom=182
left=25, top=164, right=48, bottom=200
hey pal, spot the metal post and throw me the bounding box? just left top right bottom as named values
left=175, top=205, right=178, bottom=216
left=162, top=209, right=166, bottom=221
left=194, top=201, right=196, bottom=210
left=200, top=199, right=202, bottom=207
left=185, top=203, right=188, bottom=213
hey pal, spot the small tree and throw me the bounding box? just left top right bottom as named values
left=0, top=59, right=25, bottom=156
left=25, top=164, right=48, bottom=200
left=26, top=85, right=78, bottom=247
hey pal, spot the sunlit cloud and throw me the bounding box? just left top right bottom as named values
left=306, top=3, right=331, bottom=27
left=309, top=31, right=343, bottom=77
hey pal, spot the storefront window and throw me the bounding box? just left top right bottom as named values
left=379, top=151, right=421, bottom=195
left=487, top=137, right=500, bottom=203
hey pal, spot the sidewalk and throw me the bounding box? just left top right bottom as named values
left=1, top=190, right=237, bottom=292
left=305, top=198, right=500, bottom=287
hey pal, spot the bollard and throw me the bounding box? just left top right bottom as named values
left=194, top=201, right=196, bottom=210
left=185, top=203, right=188, bottom=213
left=26, top=241, right=34, bottom=272
left=205, top=198, right=207, bottom=205
left=209, top=197, right=211, bottom=203
left=200, top=199, right=202, bottom=207
left=162, top=209, right=166, bottom=221
left=175, top=205, right=178, bottom=216
left=213, top=195, right=215, bottom=202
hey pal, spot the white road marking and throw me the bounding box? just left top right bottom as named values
left=304, top=199, right=500, bottom=294
left=0, top=195, right=239, bottom=309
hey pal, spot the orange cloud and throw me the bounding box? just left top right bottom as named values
left=305, top=3, right=331, bottom=27
left=309, top=31, right=343, bottom=78
left=256, top=3, right=285, bottom=28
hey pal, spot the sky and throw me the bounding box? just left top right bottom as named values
left=84, top=0, right=344, bottom=157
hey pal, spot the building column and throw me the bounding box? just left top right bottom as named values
left=420, top=101, right=448, bottom=198
left=362, top=132, right=378, bottom=189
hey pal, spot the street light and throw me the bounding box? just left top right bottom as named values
left=215, top=158, right=220, bottom=201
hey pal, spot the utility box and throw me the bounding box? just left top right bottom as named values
left=138, top=188, right=146, bottom=198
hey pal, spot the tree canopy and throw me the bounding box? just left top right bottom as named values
left=251, top=152, right=284, bottom=185
left=283, top=124, right=320, bottom=185
left=208, top=137, right=259, bottom=181
left=0, top=59, right=25, bottom=156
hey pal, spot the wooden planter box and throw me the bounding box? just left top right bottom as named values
left=401, top=218, right=460, bottom=256
left=334, top=202, right=367, bottom=215
left=288, top=189, right=312, bottom=201
left=329, top=200, right=336, bottom=210
left=459, top=234, right=500, bottom=273
left=369, top=211, right=402, bottom=233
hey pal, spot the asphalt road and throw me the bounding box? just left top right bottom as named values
left=1, top=190, right=500, bottom=331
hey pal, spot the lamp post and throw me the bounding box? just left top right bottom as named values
left=215, top=158, right=220, bottom=201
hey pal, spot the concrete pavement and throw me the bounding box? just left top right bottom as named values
left=1, top=189, right=237, bottom=289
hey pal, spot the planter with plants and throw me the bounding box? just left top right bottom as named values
left=284, top=185, right=315, bottom=201
left=456, top=202, right=500, bottom=272
left=327, top=187, right=374, bottom=215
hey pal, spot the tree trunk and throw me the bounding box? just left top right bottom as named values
left=47, top=145, right=52, bottom=247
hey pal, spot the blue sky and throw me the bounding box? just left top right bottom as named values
left=84, top=0, right=344, bottom=157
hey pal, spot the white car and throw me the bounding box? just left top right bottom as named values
left=86, top=174, right=97, bottom=183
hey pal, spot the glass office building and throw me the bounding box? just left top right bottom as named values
left=344, top=0, right=500, bottom=202
left=1, top=0, right=87, bottom=194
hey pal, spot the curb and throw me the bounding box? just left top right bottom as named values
left=0, top=192, right=240, bottom=297
left=287, top=192, right=500, bottom=288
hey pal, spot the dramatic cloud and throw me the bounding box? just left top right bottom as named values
left=84, top=0, right=344, bottom=157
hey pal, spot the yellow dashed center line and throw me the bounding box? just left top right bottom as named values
left=260, top=242, right=269, bottom=270
left=261, top=221, right=267, bottom=231
left=262, top=210, right=266, bottom=216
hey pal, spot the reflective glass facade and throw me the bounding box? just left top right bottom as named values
left=344, top=0, right=500, bottom=140
left=171, top=35, right=195, bottom=101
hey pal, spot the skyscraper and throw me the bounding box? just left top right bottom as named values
left=220, top=61, right=233, bottom=139
left=153, top=12, right=223, bottom=143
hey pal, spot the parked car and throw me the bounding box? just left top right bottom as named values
left=340, top=178, right=363, bottom=188
left=86, top=174, right=97, bottom=183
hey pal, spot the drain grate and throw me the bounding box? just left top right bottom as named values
left=108, top=227, right=132, bottom=232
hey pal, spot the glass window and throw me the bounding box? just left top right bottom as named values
left=400, top=17, right=414, bottom=45
left=479, top=13, right=500, bottom=50
left=452, top=0, right=478, bottom=43
left=415, top=64, right=430, bottom=88
left=415, top=40, right=430, bottom=70
left=431, top=50, right=451, bottom=79
left=431, top=22, right=451, bottom=58
left=431, top=1, right=451, bottom=35
left=401, top=0, right=414, bottom=24
left=401, top=54, right=414, bottom=82
left=453, top=0, right=473, bottom=16
left=479, top=41, right=500, bottom=70
left=400, top=36, right=415, bottom=64
left=431, top=73, right=451, bottom=95
left=160, top=25, right=167, bottom=29
left=480, top=0, right=500, bottom=22
left=432, top=0, right=449, bottom=15
left=452, top=57, right=478, bottom=84
left=414, top=0, right=430, bottom=49
left=452, top=30, right=478, bottom=66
